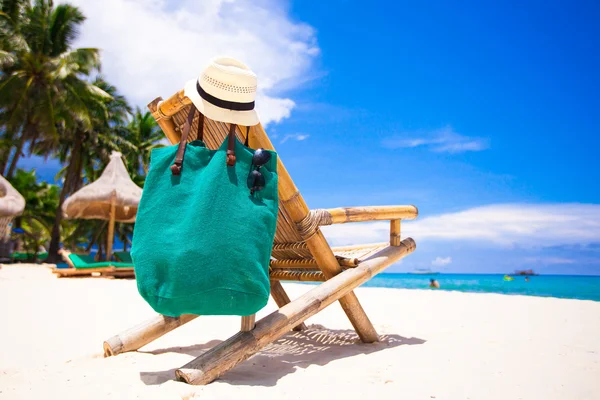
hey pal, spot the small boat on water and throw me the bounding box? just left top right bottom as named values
left=409, top=268, right=440, bottom=275
left=503, top=275, right=514, bottom=281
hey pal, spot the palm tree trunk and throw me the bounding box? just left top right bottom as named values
left=47, top=133, right=84, bottom=263
left=85, top=237, right=95, bottom=253
left=5, top=133, right=27, bottom=179
left=0, top=147, right=10, bottom=176
left=46, top=180, right=69, bottom=263
left=97, top=240, right=103, bottom=261
left=0, top=128, right=17, bottom=175
left=86, top=221, right=107, bottom=252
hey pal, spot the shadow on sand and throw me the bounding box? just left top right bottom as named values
left=139, top=325, right=426, bottom=387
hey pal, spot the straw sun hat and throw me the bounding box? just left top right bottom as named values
left=183, top=56, right=259, bottom=126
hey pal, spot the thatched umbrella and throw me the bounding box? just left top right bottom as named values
left=0, top=174, right=26, bottom=247
left=0, top=174, right=25, bottom=218
left=62, top=151, right=142, bottom=260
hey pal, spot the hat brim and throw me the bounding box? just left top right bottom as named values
left=183, top=80, right=260, bottom=126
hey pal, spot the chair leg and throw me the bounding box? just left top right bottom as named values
left=175, top=239, right=415, bottom=385
left=103, top=314, right=198, bottom=357
left=270, top=280, right=307, bottom=331
left=240, top=314, right=255, bottom=331
left=305, top=230, right=380, bottom=343
left=337, top=292, right=378, bottom=342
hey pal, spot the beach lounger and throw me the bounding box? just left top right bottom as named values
left=103, top=90, right=418, bottom=385
left=53, top=249, right=135, bottom=278
left=10, top=251, right=48, bottom=262
left=113, top=251, right=133, bottom=263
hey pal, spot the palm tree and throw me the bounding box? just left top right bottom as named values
left=0, top=0, right=106, bottom=179
left=44, top=77, right=131, bottom=263
left=124, top=107, right=164, bottom=177
left=0, top=0, right=28, bottom=173
left=0, top=1, right=144, bottom=263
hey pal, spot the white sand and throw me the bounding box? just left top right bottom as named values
left=0, top=264, right=599, bottom=400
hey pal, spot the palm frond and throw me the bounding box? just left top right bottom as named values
left=49, top=3, right=85, bottom=57
left=0, top=49, right=17, bottom=67
left=0, top=0, right=27, bottom=29
left=6, top=74, right=32, bottom=130
left=53, top=47, right=100, bottom=78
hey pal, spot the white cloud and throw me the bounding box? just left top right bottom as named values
left=322, top=203, right=600, bottom=248
left=57, top=0, right=319, bottom=126
left=432, top=256, right=452, bottom=266
left=280, top=133, right=309, bottom=143
left=382, top=125, right=488, bottom=153
left=255, top=96, right=296, bottom=126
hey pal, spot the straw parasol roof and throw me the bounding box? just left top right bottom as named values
left=62, top=151, right=142, bottom=260
left=62, top=151, right=142, bottom=223
left=0, top=174, right=26, bottom=218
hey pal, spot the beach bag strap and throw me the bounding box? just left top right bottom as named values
left=244, top=126, right=250, bottom=146
left=170, top=107, right=197, bottom=175
left=171, top=107, right=247, bottom=174
left=197, top=111, right=205, bottom=142
left=226, top=123, right=238, bottom=166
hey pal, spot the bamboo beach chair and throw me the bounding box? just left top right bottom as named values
left=53, top=249, right=135, bottom=278
left=103, top=90, right=419, bottom=385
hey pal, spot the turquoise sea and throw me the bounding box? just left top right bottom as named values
left=353, top=273, right=600, bottom=302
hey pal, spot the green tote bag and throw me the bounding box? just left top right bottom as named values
left=131, top=107, right=278, bottom=317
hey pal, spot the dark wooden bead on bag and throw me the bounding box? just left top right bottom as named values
left=226, top=150, right=236, bottom=166
left=226, top=123, right=237, bottom=167
left=170, top=163, right=182, bottom=175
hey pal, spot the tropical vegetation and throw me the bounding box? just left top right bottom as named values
left=1, top=0, right=162, bottom=262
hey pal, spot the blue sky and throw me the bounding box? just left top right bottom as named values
left=21, top=0, right=600, bottom=274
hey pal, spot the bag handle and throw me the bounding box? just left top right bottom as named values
left=197, top=111, right=205, bottom=142
left=171, top=107, right=249, bottom=173
left=170, top=107, right=197, bottom=175
left=226, top=123, right=238, bottom=166
left=226, top=126, right=250, bottom=166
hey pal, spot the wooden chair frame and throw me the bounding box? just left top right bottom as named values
left=102, top=90, right=418, bottom=385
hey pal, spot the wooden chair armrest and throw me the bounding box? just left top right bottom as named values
left=313, top=205, right=418, bottom=225
left=307, top=206, right=417, bottom=247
